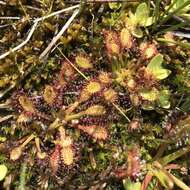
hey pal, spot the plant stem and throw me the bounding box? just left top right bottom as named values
left=170, top=174, right=190, bottom=190
left=20, top=134, right=35, bottom=148
left=58, top=48, right=89, bottom=80
left=18, top=162, right=27, bottom=190
left=112, top=103, right=130, bottom=122
left=157, top=38, right=190, bottom=49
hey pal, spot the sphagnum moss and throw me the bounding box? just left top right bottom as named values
left=0, top=1, right=190, bottom=190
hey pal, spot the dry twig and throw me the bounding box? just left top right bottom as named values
left=0, top=16, right=21, bottom=20
left=0, top=5, right=79, bottom=61
left=0, top=1, right=5, bottom=5
left=0, top=21, right=38, bottom=60
left=39, top=9, right=79, bottom=59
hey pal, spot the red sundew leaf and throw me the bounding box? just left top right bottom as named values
left=140, top=43, right=158, bottom=60
left=59, top=61, right=76, bottom=86
left=114, top=167, right=128, bottom=179
left=77, top=125, right=108, bottom=140
left=141, top=172, right=153, bottom=190
left=61, top=146, right=74, bottom=166
left=120, top=28, right=133, bottom=49
left=128, top=118, right=141, bottom=131
left=103, top=30, right=121, bottom=57
left=18, top=96, right=36, bottom=113
left=50, top=145, right=61, bottom=175
left=164, top=164, right=181, bottom=170
left=75, top=54, right=93, bottom=69
left=98, top=71, right=112, bottom=85
left=79, top=81, right=102, bottom=103
left=114, top=146, right=141, bottom=180
left=43, top=85, right=57, bottom=105
left=126, top=145, right=141, bottom=179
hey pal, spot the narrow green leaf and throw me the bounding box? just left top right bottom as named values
left=180, top=96, right=190, bottom=112
left=172, top=0, right=190, bottom=13
left=157, top=22, right=189, bottom=34
left=18, top=163, right=27, bottom=190
left=152, top=0, right=162, bottom=30
left=152, top=170, right=171, bottom=188
left=162, top=0, right=181, bottom=19
left=171, top=174, right=190, bottom=190
left=159, top=146, right=190, bottom=166
left=160, top=0, right=190, bottom=25
left=157, top=38, right=190, bottom=49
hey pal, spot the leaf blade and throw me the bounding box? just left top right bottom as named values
left=147, top=54, right=171, bottom=80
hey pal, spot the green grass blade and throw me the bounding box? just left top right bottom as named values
left=158, top=146, right=190, bottom=166
left=170, top=174, right=190, bottom=190
left=157, top=38, right=190, bottom=49
left=160, top=0, right=190, bottom=25
left=152, top=0, right=162, bottom=30
left=161, top=0, right=179, bottom=19
left=18, top=163, right=27, bottom=190
left=157, top=21, right=189, bottom=34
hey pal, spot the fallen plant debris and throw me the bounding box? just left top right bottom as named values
left=0, top=0, right=190, bottom=189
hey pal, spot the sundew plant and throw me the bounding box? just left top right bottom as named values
left=0, top=0, right=190, bottom=189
